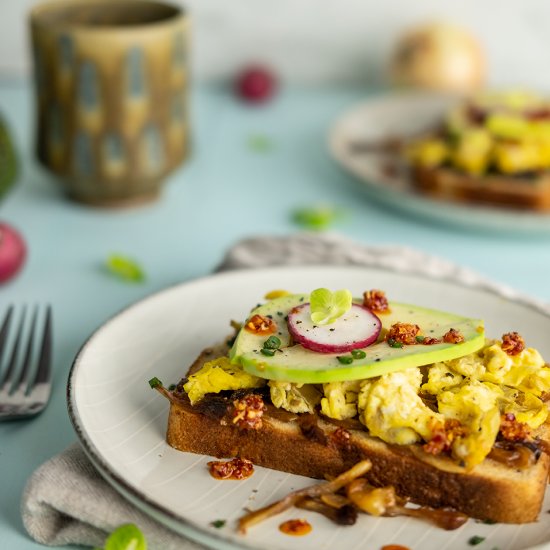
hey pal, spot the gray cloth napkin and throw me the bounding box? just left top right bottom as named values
left=21, top=232, right=536, bottom=550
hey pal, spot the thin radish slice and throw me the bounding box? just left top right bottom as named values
left=288, top=303, right=381, bottom=354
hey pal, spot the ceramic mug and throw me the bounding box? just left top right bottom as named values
left=30, top=0, right=189, bottom=207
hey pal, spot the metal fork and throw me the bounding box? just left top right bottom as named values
left=0, top=305, right=52, bottom=420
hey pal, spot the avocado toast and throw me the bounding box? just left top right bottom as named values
left=152, top=288, right=550, bottom=525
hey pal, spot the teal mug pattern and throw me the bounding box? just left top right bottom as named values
left=30, top=0, right=189, bottom=206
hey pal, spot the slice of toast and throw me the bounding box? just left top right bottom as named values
left=411, top=165, right=550, bottom=211
left=164, top=346, right=550, bottom=524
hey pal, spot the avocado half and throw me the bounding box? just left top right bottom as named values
left=230, top=294, right=485, bottom=384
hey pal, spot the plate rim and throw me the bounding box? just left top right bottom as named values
left=67, top=264, right=550, bottom=550
left=327, top=91, right=550, bottom=234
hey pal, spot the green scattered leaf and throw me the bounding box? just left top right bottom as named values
left=292, top=205, right=346, bottom=231
left=247, top=134, right=272, bottom=152
left=210, top=519, right=226, bottom=528
left=310, top=288, right=352, bottom=325
left=148, top=377, right=163, bottom=389
left=104, top=524, right=147, bottom=550
left=263, top=336, right=281, bottom=350
left=106, top=255, right=145, bottom=283
left=468, top=535, right=486, bottom=546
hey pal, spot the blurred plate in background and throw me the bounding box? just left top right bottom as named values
left=329, top=92, right=550, bottom=235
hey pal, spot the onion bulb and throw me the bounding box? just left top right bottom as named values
left=0, top=222, right=26, bottom=284
left=389, top=22, right=485, bottom=93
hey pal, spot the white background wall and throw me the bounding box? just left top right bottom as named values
left=2, top=0, right=550, bottom=87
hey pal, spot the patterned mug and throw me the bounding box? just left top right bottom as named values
left=30, top=0, right=189, bottom=207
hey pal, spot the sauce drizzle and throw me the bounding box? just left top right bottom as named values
left=279, top=519, right=312, bottom=536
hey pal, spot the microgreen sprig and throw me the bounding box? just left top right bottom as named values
left=309, top=288, right=352, bottom=326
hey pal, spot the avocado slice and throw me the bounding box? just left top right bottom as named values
left=231, top=294, right=485, bottom=384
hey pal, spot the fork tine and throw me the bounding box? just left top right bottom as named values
left=32, top=305, right=52, bottom=386
left=15, top=306, right=38, bottom=390
left=0, top=305, right=14, bottom=365
left=0, top=305, right=26, bottom=389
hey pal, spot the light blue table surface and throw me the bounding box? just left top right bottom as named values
left=1, top=78, right=550, bottom=550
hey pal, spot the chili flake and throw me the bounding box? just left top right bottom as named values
left=363, top=289, right=389, bottom=313
left=500, top=413, right=531, bottom=442
left=422, top=336, right=441, bottom=345
left=329, top=427, right=352, bottom=451
left=501, top=332, right=525, bottom=356
left=423, top=419, right=465, bottom=455
left=229, top=394, right=266, bottom=430
left=245, top=314, right=277, bottom=335
left=207, top=457, right=254, bottom=480
left=387, top=323, right=420, bottom=345
left=443, top=328, right=464, bottom=344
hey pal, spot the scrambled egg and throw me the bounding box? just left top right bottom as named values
left=320, top=380, right=362, bottom=420
left=183, top=357, right=264, bottom=405
left=420, top=340, right=550, bottom=467
left=437, top=380, right=502, bottom=469
left=269, top=381, right=322, bottom=414
left=357, top=368, right=443, bottom=445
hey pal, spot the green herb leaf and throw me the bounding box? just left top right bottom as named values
left=263, top=335, right=281, bottom=350
left=292, top=205, right=346, bottom=231
left=260, top=348, right=276, bottom=357
left=247, top=134, right=272, bottom=153
left=351, top=349, right=366, bottom=360
left=210, top=519, right=226, bottom=529
left=104, top=524, right=147, bottom=550
left=148, top=377, right=163, bottom=389
left=310, top=288, right=352, bottom=325
left=106, top=255, right=145, bottom=283
left=468, top=535, right=486, bottom=546
left=337, top=355, right=353, bottom=365
left=387, top=338, right=403, bottom=349
left=415, top=335, right=425, bottom=343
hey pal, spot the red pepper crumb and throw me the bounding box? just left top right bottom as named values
left=423, top=418, right=465, bottom=455
left=363, top=289, right=389, bottom=313
left=229, top=394, right=266, bottom=430
left=244, top=314, right=277, bottom=335
left=329, top=427, right=352, bottom=451
left=500, top=413, right=531, bottom=442
left=443, top=328, right=464, bottom=344
left=387, top=322, right=420, bottom=345
left=207, top=457, right=254, bottom=480
left=422, top=336, right=441, bottom=345
left=501, top=332, right=525, bottom=356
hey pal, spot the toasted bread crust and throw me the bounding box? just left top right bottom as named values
left=411, top=165, right=550, bottom=211
left=166, top=397, right=549, bottom=524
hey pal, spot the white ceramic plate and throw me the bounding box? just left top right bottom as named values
left=329, top=92, right=550, bottom=235
left=68, top=266, right=550, bottom=550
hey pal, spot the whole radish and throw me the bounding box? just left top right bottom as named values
left=0, top=222, right=26, bottom=283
